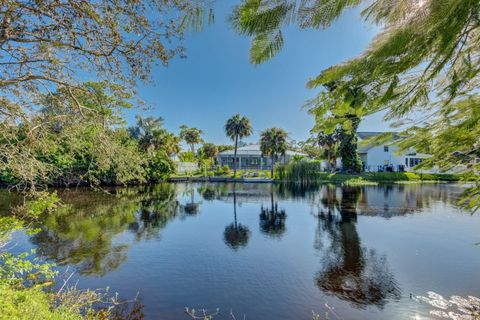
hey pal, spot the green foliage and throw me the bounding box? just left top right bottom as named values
left=276, top=161, right=461, bottom=185
left=217, top=145, right=235, bottom=153
left=146, top=151, right=177, bottom=182
left=276, top=161, right=323, bottom=184
left=179, top=125, right=203, bottom=153
left=338, top=126, right=362, bottom=173
left=129, top=116, right=181, bottom=156
left=216, top=165, right=231, bottom=176
left=260, top=127, right=288, bottom=176
left=1, top=82, right=179, bottom=188
left=1, top=82, right=150, bottom=188
left=232, top=0, right=480, bottom=210
left=179, top=151, right=196, bottom=162
left=0, top=0, right=212, bottom=192
left=21, top=192, right=61, bottom=219
left=198, top=159, right=214, bottom=177
left=0, top=282, right=82, bottom=320
left=225, top=114, right=253, bottom=176
left=198, top=143, right=218, bottom=160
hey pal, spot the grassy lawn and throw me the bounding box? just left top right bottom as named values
left=171, top=168, right=464, bottom=185
left=308, top=172, right=462, bottom=186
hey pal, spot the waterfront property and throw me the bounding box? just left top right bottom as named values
left=356, top=132, right=431, bottom=172
left=216, top=143, right=306, bottom=170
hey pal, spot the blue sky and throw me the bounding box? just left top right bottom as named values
left=127, top=1, right=386, bottom=145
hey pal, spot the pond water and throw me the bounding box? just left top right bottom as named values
left=3, top=183, right=480, bottom=319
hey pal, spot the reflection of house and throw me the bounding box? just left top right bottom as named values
left=216, top=144, right=306, bottom=170
left=356, top=132, right=431, bottom=172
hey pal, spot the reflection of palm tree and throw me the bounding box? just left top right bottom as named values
left=224, top=185, right=250, bottom=250
left=181, top=187, right=200, bottom=215
left=314, top=187, right=401, bottom=309
left=198, top=185, right=217, bottom=201
left=259, top=189, right=286, bottom=238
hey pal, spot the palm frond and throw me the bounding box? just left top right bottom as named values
left=250, top=30, right=284, bottom=65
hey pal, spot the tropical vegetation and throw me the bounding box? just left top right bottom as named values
left=180, top=125, right=204, bottom=154
left=231, top=0, right=480, bottom=210
left=260, top=127, right=289, bottom=177
left=224, top=114, right=253, bottom=177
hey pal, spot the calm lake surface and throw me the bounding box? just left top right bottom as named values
left=3, top=183, right=480, bottom=319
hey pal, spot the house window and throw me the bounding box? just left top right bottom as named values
left=409, top=158, right=423, bottom=167
left=384, top=146, right=389, bottom=152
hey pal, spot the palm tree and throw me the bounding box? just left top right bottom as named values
left=129, top=116, right=180, bottom=156
left=128, top=116, right=164, bottom=151
left=199, top=143, right=218, bottom=160
left=260, top=127, right=288, bottom=177
left=224, top=114, right=253, bottom=177
left=179, top=125, right=203, bottom=154
left=316, top=130, right=340, bottom=172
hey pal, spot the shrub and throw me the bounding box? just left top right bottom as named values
left=216, top=165, right=231, bottom=176
left=147, top=151, right=176, bottom=182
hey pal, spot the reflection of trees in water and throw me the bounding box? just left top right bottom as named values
left=30, top=184, right=181, bottom=276
left=128, top=185, right=180, bottom=241
left=301, top=183, right=463, bottom=219
left=224, top=186, right=250, bottom=250
left=314, top=187, right=401, bottom=309
left=180, top=187, right=201, bottom=215
left=259, top=190, right=286, bottom=238
left=197, top=183, right=230, bottom=201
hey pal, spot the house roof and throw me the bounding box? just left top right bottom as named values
left=357, top=131, right=398, bottom=153
left=217, top=144, right=306, bottom=157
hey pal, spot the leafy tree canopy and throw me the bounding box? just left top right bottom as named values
left=232, top=0, right=480, bottom=210
left=0, top=0, right=212, bottom=191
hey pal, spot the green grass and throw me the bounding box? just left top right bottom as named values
left=275, top=161, right=463, bottom=186
left=317, top=172, right=462, bottom=183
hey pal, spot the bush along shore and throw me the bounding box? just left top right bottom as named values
left=274, top=162, right=463, bottom=186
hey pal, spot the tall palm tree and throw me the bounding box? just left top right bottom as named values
left=260, top=127, right=288, bottom=177
left=179, top=125, right=203, bottom=154
left=129, top=116, right=180, bottom=156
left=224, top=114, right=253, bottom=177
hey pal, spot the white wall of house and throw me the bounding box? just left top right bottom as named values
left=363, top=144, right=406, bottom=172
left=176, top=162, right=198, bottom=174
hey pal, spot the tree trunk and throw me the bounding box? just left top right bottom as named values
left=339, top=116, right=361, bottom=173
left=233, top=135, right=238, bottom=177
left=270, top=154, right=275, bottom=178
left=190, top=143, right=195, bottom=154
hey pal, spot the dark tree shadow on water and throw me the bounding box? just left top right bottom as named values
left=224, top=185, right=250, bottom=250
left=180, top=187, right=201, bottom=215
left=259, top=187, right=286, bottom=238
left=30, top=184, right=180, bottom=276
left=314, top=187, right=401, bottom=309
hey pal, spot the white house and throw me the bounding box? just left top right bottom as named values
left=356, top=132, right=431, bottom=172
left=216, top=144, right=306, bottom=170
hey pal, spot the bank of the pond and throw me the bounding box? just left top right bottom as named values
left=169, top=172, right=463, bottom=186
left=298, top=172, right=463, bottom=186
left=169, top=176, right=274, bottom=183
